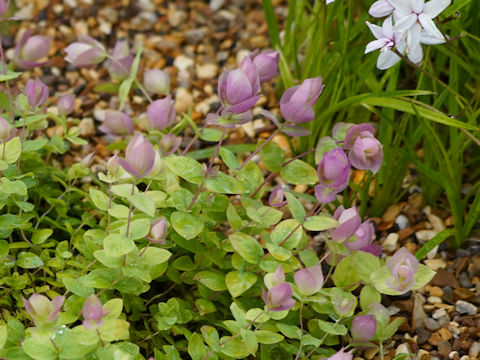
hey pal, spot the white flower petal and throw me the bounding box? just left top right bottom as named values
left=394, top=13, right=417, bottom=32
left=366, top=21, right=386, bottom=40
left=420, top=31, right=446, bottom=44
left=424, top=0, right=451, bottom=18
left=412, top=0, right=425, bottom=13
left=383, top=16, right=394, bottom=38
left=377, top=50, right=401, bottom=70
left=365, top=39, right=390, bottom=54
left=369, top=0, right=395, bottom=17
left=407, top=43, right=423, bottom=64
left=389, top=0, right=411, bottom=14
left=407, top=23, right=422, bottom=48
left=418, top=13, right=444, bottom=38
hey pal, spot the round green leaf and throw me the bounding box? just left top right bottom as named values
left=16, top=252, right=44, bottom=269
left=229, top=233, right=263, bottom=264
left=225, top=271, right=257, bottom=297
left=194, top=271, right=226, bottom=291
left=103, top=234, right=136, bottom=257
left=171, top=211, right=203, bottom=240
left=280, top=160, right=317, bottom=185
left=303, top=215, right=338, bottom=231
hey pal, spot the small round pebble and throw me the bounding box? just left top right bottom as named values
left=424, top=317, right=441, bottom=331
left=395, top=214, right=409, bottom=230
left=458, top=272, right=472, bottom=288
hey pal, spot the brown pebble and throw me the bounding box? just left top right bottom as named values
left=397, top=227, right=415, bottom=241
left=453, top=287, right=475, bottom=301
left=426, top=285, right=443, bottom=298
left=437, top=340, right=452, bottom=358
left=427, top=331, right=442, bottom=346
left=438, top=327, right=453, bottom=341
left=382, top=204, right=402, bottom=223
left=430, top=269, right=460, bottom=288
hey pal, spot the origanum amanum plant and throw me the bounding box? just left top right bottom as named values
left=0, top=6, right=437, bottom=360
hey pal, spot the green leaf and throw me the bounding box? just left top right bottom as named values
left=370, top=266, right=400, bottom=296
left=245, top=206, right=282, bottom=226
left=220, top=336, right=251, bottom=358
left=63, top=277, right=94, bottom=297
left=111, top=184, right=138, bottom=198
left=303, top=214, right=338, bottom=231
left=362, top=97, right=478, bottom=130
left=138, top=247, right=172, bottom=266
left=194, top=270, right=226, bottom=291
left=0, top=70, right=22, bottom=82
left=0, top=324, right=7, bottom=350
left=205, top=172, right=244, bottom=194
left=0, top=178, right=27, bottom=196
left=16, top=252, right=43, bottom=269
left=188, top=333, right=206, bottom=360
left=97, top=319, right=129, bottom=342
left=227, top=203, right=243, bottom=231
left=412, top=264, right=436, bottom=290
left=285, top=192, right=306, bottom=223
left=225, top=271, right=257, bottom=297
left=130, top=193, right=156, bottom=217
left=165, top=155, right=203, bottom=184
left=171, top=211, right=204, bottom=240
left=201, top=326, right=220, bottom=352
left=270, top=219, right=303, bottom=249
left=89, top=188, right=110, bottom=211
left=108, top=203, right=130, bottom=218
left=104, top=298, right=123, bottom=319
left=259, top=141, right=284, bottom=172
left=255, top=330, right=284, bottom=344
left=360, top=284, right=381, bottom=311
left=229, top=233, right=264, bottom=264
left=316, top=319, right=348, bottom=335
left=118, top=77, right=134, bottom=109
left=333, top=255, right=360, bottom=290
left=276, top=323, right=301, bottom=339
left=22, top=139, right=48, bottom=152
left=3, top=136, right=21, bottom=164
left=200, top=128, right=224, bottom=142
left=121, top=218, right=150, bottom=240
left=220, top=147, right=241, bottom=170
left=280, top=160, right=317, bottom=185
left=265, top=242, right=292, bottom=261
left=415, top=229, right=454, bottom=260
left=103, top=234, right=136, bottom=257
left=353, top=251, right=382, bottom=283
left=21, top=334, right=57, bottom=360
left=0, top=240, right=8, bottom=263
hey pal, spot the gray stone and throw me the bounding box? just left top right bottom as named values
left=424, top=317, right=440, bottom=331
left=455, top=300, right=477, bottom=315
left=459, top=272, right=472, bottom=288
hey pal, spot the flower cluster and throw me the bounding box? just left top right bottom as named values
left=315, top=123, right=383, bottom=203
left=366, top=0, right=451, bottom=69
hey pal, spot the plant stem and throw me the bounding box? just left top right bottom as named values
left=294, top=302, right=304, bottom=360
left=125, top=180, right=136, bottom=237
left=236, top=128, right=281, bottom=170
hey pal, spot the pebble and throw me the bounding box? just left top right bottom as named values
left=383, top=233, right=399, bottom=252
left=174, top=55, right=195, bottom=72
left=424, top=317, right=440, bottom=331
left=427, top=296, right=442, bottom=304
left=448, top=351, right=459, bottom=359
left=431, top=269, right=459, bottom=288
left=427, top=285, right=444, bottom=298
left=456, top=248, right=470, bottom=258
left=168, top=10, right=187, bottom=27
left=415, top=229, right=438, bottom=243
left=469, top=341, right=480, bottom=357
left=174, top=88, right=194, bottom=113
left=455, top=300, right=477, bottom=315
left=196, top=63, right=218, bottom=80
left=363, top=347, right=378, bottom=359
left=417, top=349, right=430, bottom=359
left=210, top=0, right=225, bottom=11
left=416, top=326, right=430, bottom=345
left=428, top=331, right=442, bottom=346
left=438, top=340, right=452, bottom=358
left=413, top=294, right=428, bottom=329
left=78, top=118, right=95, bottom=137
left=425, top=258, right=447, bottom=270
left=395, top=214, right=409, bottom=229
left=458, top=272, right=472, bottom=288
left=395, top=342, right=410, bottom=354
left=432, top=308, right=448, bottom=320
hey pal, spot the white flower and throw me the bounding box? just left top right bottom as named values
left=369, top=0, right=395, bottom=18
left=326, top=0, right=336, bottom=4
left=365, top=17, right=407, bottom=70
left=390, top=0, right=451, bottom=40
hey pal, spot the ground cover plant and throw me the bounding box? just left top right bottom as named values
left=0, top=0, right=478, bottom=359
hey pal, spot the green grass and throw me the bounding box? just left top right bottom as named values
left=262, top=0, right=480, bottom=247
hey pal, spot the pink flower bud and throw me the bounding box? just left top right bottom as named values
left=271, top=266, right=286, bottom=287
left=314, top=148, right=350, bottom=203
left=82, top=295, right=108, bottom=330
left=294, top=265, right=324, bottom=296
left=218, top=56, right=261, bottom=117
left=104, top=40, right=134, bottom=80
left=333, top=291, right=356, bottom=316
left=262, top=283, right=295, bottom=312
left=351, top=315, right=377, bottom=341
left=252, top=50, right=279, bottom=83
left=0, top=115, right=11, bottom=141
left=144, top=69, right=170, bottom=94
left=349, top=133, right=383, bottom=173
left=64, top=35, right=107, bottom=67
left=268, top=185, right=287, bottom=207
left=147, top=218, right=167, bottom=244
left=25, top=78, right=48, bottom=107
left=57, top=94, right=75, bottom=116
left=107, top=153, right=120, bottom=175
left=159, top=133, right=181, bottom=156
left=368, top=0, right=394, bottom=17
left=0, top=0, right=10, bottom=16
left=331, top=206, right=362, bottom=241
left=22, top=294, right=65, bottom=328
left=14, top=31, right=51, bottom=69
left=323, top=348, right=353, bottom=360
left=118, top=133, right=155, bottom=178
left=386, top=247, right=419, bottom=294
left=345, top=221, right=375, bottom=252
left=280, top=76, right=323, bottom=124
left=147, top=96, right=176, bottom=130
left=99, top=110, right=134, bottom=136
left=344, top=124, right=375, bottom=149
